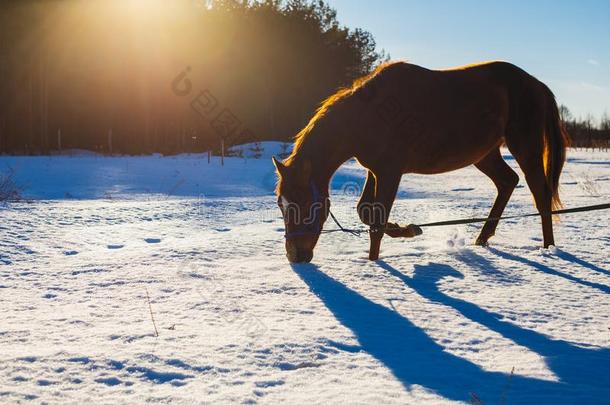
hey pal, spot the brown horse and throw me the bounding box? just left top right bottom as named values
left=274, top=61, right=570, bottom=263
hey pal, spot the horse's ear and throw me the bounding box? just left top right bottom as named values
left=272, top=156, right=287, bottom=177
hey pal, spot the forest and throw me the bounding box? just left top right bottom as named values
left=0, top=0, right=384, bottom=154
left=559, top=106, right=610, bottom=149
left=0, top=0, right=607, bottom=155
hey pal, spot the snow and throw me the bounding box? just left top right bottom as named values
left=1, top=143, right=609, bottom=403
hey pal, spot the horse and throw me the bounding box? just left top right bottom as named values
left=273, top=61, right=570, bottom=263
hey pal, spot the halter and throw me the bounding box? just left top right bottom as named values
left=282, top=181, right=329, bottom=240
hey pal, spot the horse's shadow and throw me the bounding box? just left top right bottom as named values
left=553, top=249, right=610, bottom=277
left=291, top=261, right=610, bottom=404
left=486, top=247, right=610, bottom=294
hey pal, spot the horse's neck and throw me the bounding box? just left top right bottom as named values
left=293, top=120, right=354, bottom=193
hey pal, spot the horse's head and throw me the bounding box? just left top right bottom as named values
left=273, top=156, right=330, bottom=263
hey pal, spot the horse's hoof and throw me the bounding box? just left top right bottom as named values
left=368, top=246, right=380, bottom=260
left=384, top=223, right=422, bottom=238
left=474, top=238, right=489, bottom=247
left=408, top=224, right=423, bottom=236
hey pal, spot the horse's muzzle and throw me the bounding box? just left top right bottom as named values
left=287, top=249, right=313, bottom=263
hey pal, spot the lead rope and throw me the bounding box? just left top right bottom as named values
left=417, top=202, right=610, bottom=228
left=322, top=202, right=610, bottom=236
left=327, top=210, right=363, bottom=236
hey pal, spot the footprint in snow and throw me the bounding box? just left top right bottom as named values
left=446, top=233, right=466, bottom=249
left=144, top=238, right=162, bottom=244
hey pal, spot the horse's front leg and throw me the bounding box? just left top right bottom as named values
left=357, top=171, right=376, bottom=224
left=367, top=171, right=402, bottom=261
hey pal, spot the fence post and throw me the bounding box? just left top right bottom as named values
left=208, top=149, right=211, bottom=164
left=0, top=118, right=3, bottom=154
left=108, top=129, right=113, bottom=155
left=57, top=128, right=62, bottom=153
left=221, top=139, right=224, bottom=166
left=181, top=127, right=185, bottom=152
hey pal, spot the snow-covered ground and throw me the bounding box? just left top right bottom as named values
left=1, top=144, right=609, bottom=404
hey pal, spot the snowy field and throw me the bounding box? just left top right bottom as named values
left=1, top=144, right=609, bottom=404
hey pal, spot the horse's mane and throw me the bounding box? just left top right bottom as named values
left=283, top=62, right=400, bottom=166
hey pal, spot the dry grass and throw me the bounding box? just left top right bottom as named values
left=578, top=172, right=601, bottom=197
left=145, top=287, right=159, bottom=338
left=0, top=168, right=22, bottom=201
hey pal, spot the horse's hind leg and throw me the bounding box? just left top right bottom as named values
left=506, top=135, right=555, bottom=247
left=474, top=148, right=519, bottom=246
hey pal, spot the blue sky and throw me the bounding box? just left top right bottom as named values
left=327, top=0, right=610, bottom=121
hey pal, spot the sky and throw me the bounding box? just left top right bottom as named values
left=327, top=0, right=610, bottom=121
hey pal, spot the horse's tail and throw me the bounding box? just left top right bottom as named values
left=541, top=85, right=570, bottom=210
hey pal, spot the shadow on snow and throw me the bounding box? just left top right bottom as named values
left=291, top=254, right=610, bottom=404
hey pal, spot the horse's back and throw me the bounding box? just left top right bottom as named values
left=362, top=60, right=518, bottom=111
left=350, top=60, right=550, bottom=173
left=353, top=61, right=523, bottom=173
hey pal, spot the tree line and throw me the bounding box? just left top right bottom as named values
left=0, top=0, right=607, bottom=155
left=559, top=106, right=610, bottom=150
left=0, top=0, right=385, bottom=155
